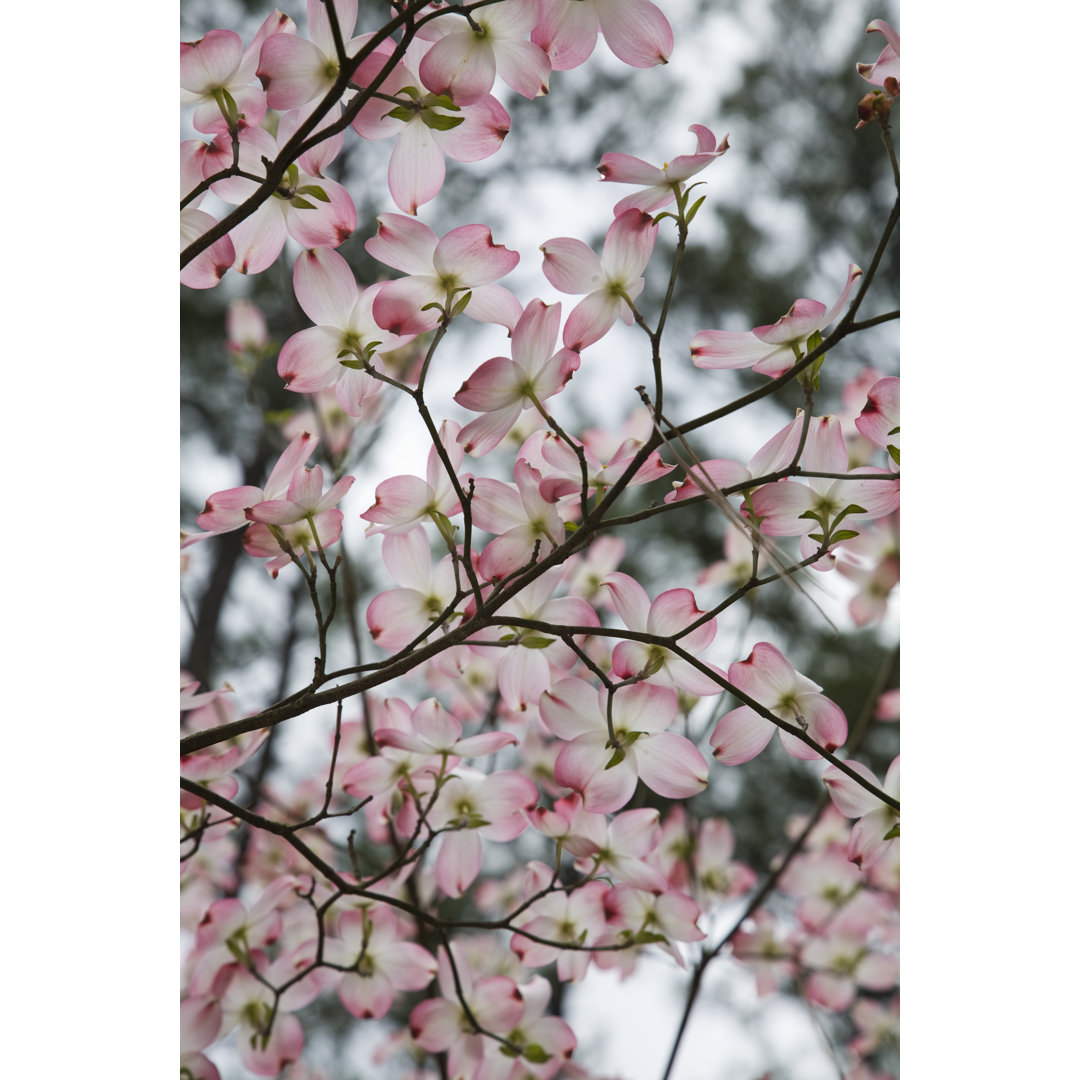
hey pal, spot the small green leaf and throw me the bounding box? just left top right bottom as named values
left=449, top=290, right=473, bottom=318
left=883, top=823, right=899, bottom=840
left=652, top=211, right=676, bottom=226
left=888, top=444, right=900, bottom=465
left=563, top=521, right=579, bottom=533
left=523, top=1044, right=552, bottom=1065
left=398, top=85, right=423, bottom=102
left=887, top=425, right=900, bottom=437
left=338, top=358, right=365, bottom=369
left=829, top=529, right=860, bottom=543
left=430, top=510, right=457, bottom=547
left=297, top=184, right=330, bottom=202
left=290, top=195, right=316, bottom=210
left=520, top=636, right=556, bottom=649
left=634, top=931, right=668, bottom=945
left=385, top=105, right=416, bottom=124
left=685, top=194, right=707, bottom=224
left=421, top=111, right=465, bottom=131
left=640, top=652, right=666, bottom=679
left=604, top=748, right=626, bottom=770
left=424, top=92, right=459, bottom=111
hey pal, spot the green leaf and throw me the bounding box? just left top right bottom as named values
left=887, top=425, right=900, bottom=437
left=563, top=521, right=579, bottom=533
left=604, top=748, right=626, bottom=770
left=385, top=105, right=416, bottom=124
left=338, top=358, right=365, bottom=369
left=297, top=184, right=330, bottom=202
left=888, top=444, right=900, bottom=465
left=640, top=652, right=666, bottom=679
left=520, top=636, right=556, bottom=649
left=289, top=196, right=316, bottom=210
left=883, top=823, right=900, bottom=840
left=449, top=290, right=473, bottom=318
left=634, top=931, right=668, bottom=945
left=422, top=111, right=465, bottom=131
left=430, top=510, right=457, bottom=547
left=685, top=194, right=707, bottom=224
left=829, top=529, right=860, bottom=543
left=523, top=1045, right=552, bottom=1065
left=424, top=92, right=459, bottom=111
left=398, top=85, right=423, bottom=102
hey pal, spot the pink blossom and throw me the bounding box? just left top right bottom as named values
left=350, top=42, right=511, bottom=214
left=255, top=0, right=360, bottom=110
left=180, top=207, right=235, bottom=289
left=409, top=945, right=526, bottom=1076
left=365, top=529, right=465, bottom=652
left=605, top=572, right=723, bottom=696
left=709, top=641, right=847, bottom=763
left=857, top=20, right=900, bottom=91
left=182, top=430, right=317, bottom=546
left=328, top=905, right=437, bottom=1019
left=532, top=0, right=673, bottom=70
left=470, top=459, right=566, bottom=581
left=541, top=209, right=659, bottom=350
left=181, top=12, right=295, bottom=134
left=365, top=213, right=522, bottom=336
left=243, top=462, right=355, bottom=576
left=542, top=678, right=708, bottom=811
left=822, top=755, right=900, bottom=869
left=426, top=767, right=538, bottom=897
left=200, top=121, right=356, bottom=273
left=531, top=429, right=673, bottom=504
left=416, top=0, right=551, bottom=106
left=374, top=696, right=518, bottom=760
left=747, top=415, right=899, bottom=553
left=277, top=246, right=411, bottom=416
left=854, top=375, right=900, bottom=468
left=598, top=124, right=730, bottom=215
left=455, top=299, right=580, bottom=456
left=511, top=879, right=609, bottom=982
left=691, top=263, right=863, bottom=377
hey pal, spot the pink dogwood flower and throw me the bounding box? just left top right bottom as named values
left=857, top=20, right=900, bottom=91
left=277, top=246, right=411, bottom=416
left=748, top=414, right=900, bottom=551
left=366, top=213, right=522, bottom=336
left=822, top=755, right=900, bottom=869
left=542, top=679, right=708, bottom=812
left=598, top=124, right=730, bottom=215
left=181, top=12, right=294, bottom=134
left=409, top=945, right=526, bottom=1077
left=366, top=528, right=466, bottom=652
left=416, top=0, right=551, bottom=106
left=243, top=462, right=355, bottom=576
left=329, top=905, right=437, bottom=1020
left=691, top=263, right=863, bottom=377
left=455, top=299, right=581, bottom=456
left=255, top=0, right=361, bottom=110
left=854, top=375, right=900, bottom=468
left=350, top=42, right=511, bottom=214
left=470, top=459, right=566, bottom=581
left=426, top=766, right=538, bottom=897
left=201, top=121, right=356, bottom=273
left=182, top=430, right=318, bottom=546
left=709, top=641, right=848, bottom=764
left=361, top=420, right=472, bottom=535
left=541, top=208, right=659, bottom=350
left=180, top=207, right=236, bottom=289
left=532, top=0, right=673, bottom=70
left=604, top=572, right=724, bottom=696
